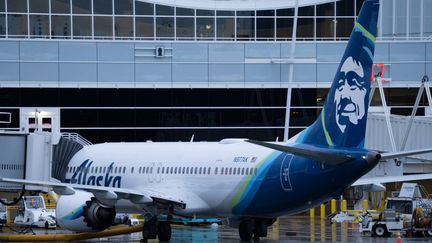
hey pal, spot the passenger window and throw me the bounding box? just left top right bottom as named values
left=194, top=167, right=198, bottom=174
left=229, top=168, right=232, bottom=175
left=241, top=168, right=245, bottom=175
left=215, top=167, right=218, bottom=175
left=131, top=167, right=134, bottom=174
left=150, top=167, right=153, bottom=173
left=174, top=167, right=177, bottom=174
left=114, top=167, right=117, bottom=173
left=90, top=167, right=94, bottom=173
left=254, top=168, right=257, bottom=175
left=182, top=167, right=185, bottom=174
left=221, top=168, right=224, bottom=175
left=103, top=167, right=106, bottom=173
left=123, top=167, right=126, bottom=173
left=157, top=167, right=160, bottom=174
left=146, top=167, right=150, bottom=174
left=199, top=167, right=202, bottom=174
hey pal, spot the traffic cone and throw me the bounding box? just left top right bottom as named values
left=396, top=232, right=402, bottom=243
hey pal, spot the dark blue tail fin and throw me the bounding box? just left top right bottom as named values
left=297, top=0, right=379, bottom=148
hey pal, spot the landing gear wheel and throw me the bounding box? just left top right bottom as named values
left=426, top=229, right=432, bottom=237
left=142, top=217, right=158, bottom=241
left=239, top=220, right=254, bottom=241
left=158, top=221, right=172, bottom=242
left=45, top=221, right=49, bottom=229
left=372, top=224, right=388, bottom=237
left=253, top=220, right=268, bottom=240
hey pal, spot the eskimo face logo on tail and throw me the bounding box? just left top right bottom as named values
left=334, top=56, right=366, bottom=133
left=65, top=160, right=122, bottom=188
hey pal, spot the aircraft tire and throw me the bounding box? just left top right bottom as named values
left=142, top=217, right=158, bottom=240
left=253, top=219, right=268, bottom=238
left=239, top=219, right=254, bottom=241
left=158, top=221, right=172, bottom=242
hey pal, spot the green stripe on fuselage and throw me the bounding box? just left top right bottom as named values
left=229, top=152, right=277, bottom=208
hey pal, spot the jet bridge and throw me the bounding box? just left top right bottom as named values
left=0, top=131, right=90, bottom=192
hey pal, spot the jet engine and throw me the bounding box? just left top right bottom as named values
left=56, top=190, right=116, bottom=232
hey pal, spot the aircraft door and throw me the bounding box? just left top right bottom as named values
left=280, top=154, right=294, bottom=191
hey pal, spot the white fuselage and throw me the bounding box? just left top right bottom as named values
left=65, top=139, right=280, bottom=217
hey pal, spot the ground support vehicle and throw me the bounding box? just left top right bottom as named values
left=13, top=196, right=56, bottom=229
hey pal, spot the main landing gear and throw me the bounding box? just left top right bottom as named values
left=238, top=218, right=276, bottom=241
left=142, top=216, right=172, bottom=242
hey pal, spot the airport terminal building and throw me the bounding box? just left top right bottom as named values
left=0, top=0, right=431, bottom=144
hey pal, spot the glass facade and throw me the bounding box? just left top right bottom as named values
left=0, top=87, right=430, bottom=143
left=0, top=0, right=431, bottom=143
left=1, top=0, right=428, bottom=41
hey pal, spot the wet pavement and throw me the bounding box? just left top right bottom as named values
left=8, top=216, right=432, bottom=242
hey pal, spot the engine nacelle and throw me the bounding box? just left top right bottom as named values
left=56, top=190, right=116, bottom=232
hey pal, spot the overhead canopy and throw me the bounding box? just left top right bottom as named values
left=138, top=0, right=335, bottom=11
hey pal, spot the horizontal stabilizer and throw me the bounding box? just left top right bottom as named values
left=381, top=147, right=432, bottom=160
left=246, top=140, right=354, bottom=165
left=352, top=173, right=432, bottom=187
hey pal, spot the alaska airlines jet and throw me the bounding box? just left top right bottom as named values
left=2, top=0, right=432, bottom=241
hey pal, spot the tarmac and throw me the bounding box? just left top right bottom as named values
left=3, top=215, right=432, bottom=242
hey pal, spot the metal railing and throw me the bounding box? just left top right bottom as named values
left=61, top=132, right=92, bottom=146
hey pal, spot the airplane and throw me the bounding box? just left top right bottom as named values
left=2, top=0, right=432, bottom=241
